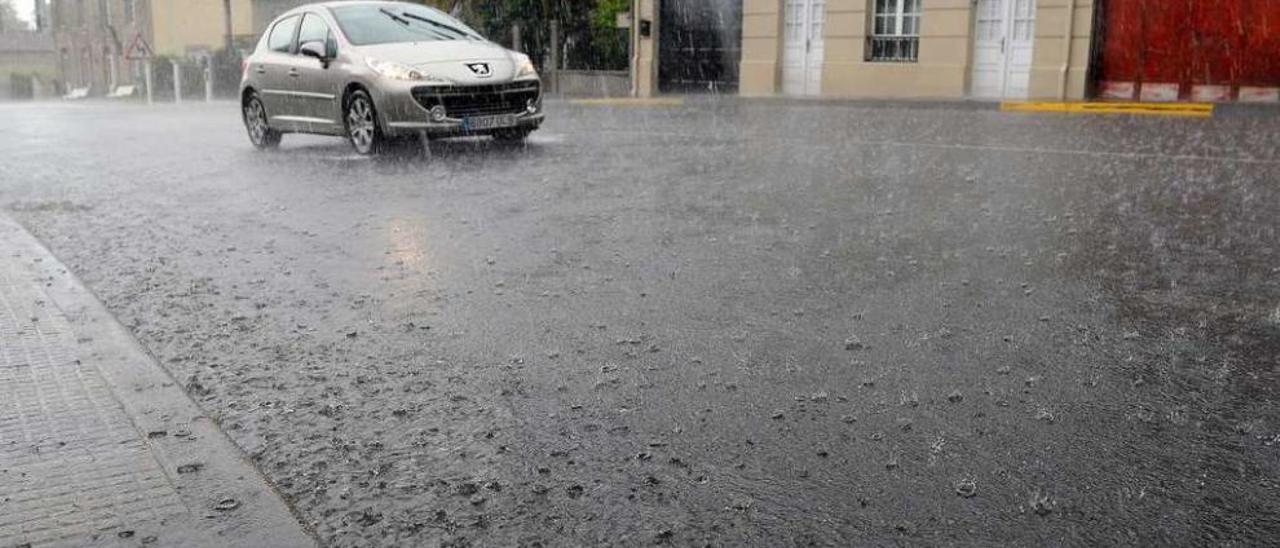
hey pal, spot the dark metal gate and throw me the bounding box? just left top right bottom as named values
left=658, top=0, right=743, bottom=94
left=1095, top=0, right=1280, bottom=101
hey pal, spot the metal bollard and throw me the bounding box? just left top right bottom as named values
left=172, top=62, right=182, bottom=104
left=144, top=60, right=154, bottom=105
left=205, top=60, right=213, bottom=102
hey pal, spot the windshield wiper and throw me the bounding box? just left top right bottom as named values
left=399, top=11, right=477, bottom=40
left=378, top=7, right=411, bottom=26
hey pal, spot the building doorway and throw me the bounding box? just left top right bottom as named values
left=970, top=0, right=1037, bottom=98
left=782, top=0, right=826, bottom=96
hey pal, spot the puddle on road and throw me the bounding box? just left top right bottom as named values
left=527, top=133, right=566, bottom=145
left=316, top=154, right=375, bottom=164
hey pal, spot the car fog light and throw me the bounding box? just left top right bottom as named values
left=429, top=105, right=448, bottom=122
left=526, top=98, right=538, bottom=113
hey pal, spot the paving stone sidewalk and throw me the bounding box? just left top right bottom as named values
left=0, top=214, right=315, bottom=548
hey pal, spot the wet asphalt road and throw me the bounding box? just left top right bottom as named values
left=1, top=99, right=1278, bottom=547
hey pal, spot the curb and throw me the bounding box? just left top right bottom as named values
left=547, top=95, right=1002, bottom=111
left=0, top=214, right=317, bottom=548
left=730, top=95, right=1003, bottom=111
left=1001, top=101, right=1214, bottom=117
left=548, top=94, right=1003, bottom=111
left=549, top=94, right=1280, bottom=117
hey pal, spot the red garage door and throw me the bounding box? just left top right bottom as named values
left=1097, top=0, right=1280, bottom=102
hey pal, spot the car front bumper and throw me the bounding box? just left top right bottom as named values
left=373, top=78, right=544, bottom=138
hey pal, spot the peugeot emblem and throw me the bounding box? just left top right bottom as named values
left=466, top=62, right=492, bottom=78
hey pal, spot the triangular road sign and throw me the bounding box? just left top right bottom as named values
left=124, top=32, right=154, bottom=60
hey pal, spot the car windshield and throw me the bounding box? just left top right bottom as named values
left=331, top=4, right=484, bottom=45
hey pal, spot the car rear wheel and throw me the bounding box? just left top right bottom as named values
left=243, top=93, right=281, bottom=150
left=344, top=90, right=384, bottom=155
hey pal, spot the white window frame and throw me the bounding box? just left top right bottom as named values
left=867, top=0, right=921, bottom=62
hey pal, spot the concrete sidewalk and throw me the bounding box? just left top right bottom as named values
left=0, top=215, right=315, bottom=548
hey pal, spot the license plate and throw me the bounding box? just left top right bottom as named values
left=463, top=114, right=517, bottom=130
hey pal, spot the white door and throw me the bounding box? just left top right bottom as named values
left=783, top=0, right=825, bottom=96
left=971, top=0, right=1036, bottom=99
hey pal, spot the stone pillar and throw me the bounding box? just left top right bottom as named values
left=632, top=0, right=658, bottom=97
left=548, top=20, right=560, bottom=94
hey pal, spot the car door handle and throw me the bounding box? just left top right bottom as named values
left=288, top=68, right=300, bottom=78
left=254, top=66, right=265, bottom=74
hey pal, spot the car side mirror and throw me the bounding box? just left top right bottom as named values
left=299, top=41, right=330, bottom=67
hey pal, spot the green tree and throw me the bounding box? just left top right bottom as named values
left=464, top=0, right=628, bottom=70
left=589, top=0, right=630, bottom=70
left=415, top=0, right=456, bottom=10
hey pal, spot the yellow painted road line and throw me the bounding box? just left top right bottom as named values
left=1001, top=101, right=1214, bottom=118
left=570, top=97, right=686, bottom=107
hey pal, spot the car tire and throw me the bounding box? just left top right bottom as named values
left=492, top=128, right=532, bottom=144
left=242, top=92, right=281, bottom=150
left=344, top=89, right=385, bottom=155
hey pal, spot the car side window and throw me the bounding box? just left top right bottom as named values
left=267, top=15, right=300, bottom=54
left=297, top=13, right=337, bottom=57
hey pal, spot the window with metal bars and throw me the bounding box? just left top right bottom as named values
left=867, top=0, right=920, bottom=62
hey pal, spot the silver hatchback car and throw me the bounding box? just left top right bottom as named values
left=240, top=1, right=543, bottom=154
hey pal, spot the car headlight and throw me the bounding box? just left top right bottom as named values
left=515, top=55, right=538, bottom=79
left=366, top=57, right=448, bottom=83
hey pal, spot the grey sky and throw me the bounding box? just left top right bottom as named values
left=8, top=0, right=35, bottom=27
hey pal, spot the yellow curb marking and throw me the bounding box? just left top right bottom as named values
left=570, top=97, right=686, bottom=107
left=1001, top=101, right=1214, bottom=118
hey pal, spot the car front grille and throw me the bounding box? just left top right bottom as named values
left=412, top=81, right=540, bottom=118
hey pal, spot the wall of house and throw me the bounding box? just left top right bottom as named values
left=51, top=0, right=138, bottom=92
left=739, top=0, right=782, bottom=95
left=739, top=0, right=1093, bottom=100
left=149, top=0, right=253, bottom=55
left=51, top=0, right=260, bottom=93
left=1027, top=0, right=1093, bottom=100
left=0, top=33, right=59, bottom=99
left=107, top=0, right=151, bottom=88
left=822, top=0, right=969, bottom=97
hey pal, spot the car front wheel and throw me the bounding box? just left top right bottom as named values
left=344, top=90, right=384, bottom=155
left=243, top=92, right=281, bottom=150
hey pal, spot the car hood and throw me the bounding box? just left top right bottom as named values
left=355, top=41, right=521, bottom=84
